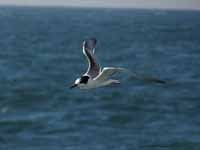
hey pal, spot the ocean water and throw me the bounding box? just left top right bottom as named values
left=0, top=6, right=200, bottom=150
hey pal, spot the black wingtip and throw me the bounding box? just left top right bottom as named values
left=145, top=77, right=167, bottom=84
left=153, top=79, right=166, bottom=84
left=84, top=38, right=97, bottom=50
left=88, top=37, right=97, bottom=43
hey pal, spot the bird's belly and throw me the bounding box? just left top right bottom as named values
left=79, top=80, right=101, bottom=89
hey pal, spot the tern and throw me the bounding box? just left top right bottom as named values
left=70, top=38, right=165, bottom=90
left=70, top=38, right=127, bottom=89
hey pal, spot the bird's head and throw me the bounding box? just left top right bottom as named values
left=70, top=75, right=90, bottom=89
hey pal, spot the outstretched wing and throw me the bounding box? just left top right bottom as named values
left=94, top=67, right=126, bottom=81
left=84, top=37, right=96, bottom=53
left=82, top=38, right=101, bottom=79
left=95, top=67, right=166, bottom=84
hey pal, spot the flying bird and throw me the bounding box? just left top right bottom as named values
left=70, top=38, right=165, bottom=90
left=70, top=38, right=128, bottom=89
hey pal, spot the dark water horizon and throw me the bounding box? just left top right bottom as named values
left=0, top=6, right=200, bottom=150
left=1, top=5, right=200, bottom=12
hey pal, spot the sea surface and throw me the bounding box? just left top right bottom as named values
left=0, top=6, right=200, bottom=150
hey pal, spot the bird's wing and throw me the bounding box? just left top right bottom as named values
left=94, top=67, right=126, bottom=81
left=95, top=67, right=166, bottom=84
left=82, top=38, right=101, bottom=79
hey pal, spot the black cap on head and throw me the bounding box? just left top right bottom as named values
left=79, top=76, right=90, bottom=84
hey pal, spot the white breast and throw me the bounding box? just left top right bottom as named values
left=79, top=79, right=100, bottom=89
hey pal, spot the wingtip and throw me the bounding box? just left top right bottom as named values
left=89, top=37, right=97, bottom=43
left=143, top=77, right=167, bottom=84
left=83, top=38, right=97, bottom=53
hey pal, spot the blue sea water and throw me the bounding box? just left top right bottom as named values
left=0, top=6, right=200, bottom=150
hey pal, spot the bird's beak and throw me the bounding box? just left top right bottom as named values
left=70, top=84, right=77, bottom=89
